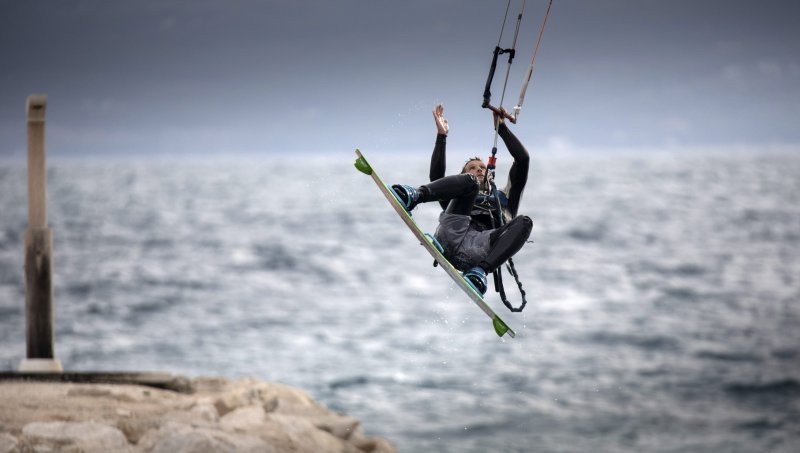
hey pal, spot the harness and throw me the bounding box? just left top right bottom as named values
left=470, top=191, right=507, bottom=229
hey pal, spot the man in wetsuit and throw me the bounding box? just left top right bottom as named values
left=392, top=104, right=532, bottom=295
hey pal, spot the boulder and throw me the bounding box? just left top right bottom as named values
left=136, top=421, right=272, bottom=453
left=0, top=377, right=395, bottom=453
left=220, top=405, right=267, bottom=432
left=0, top=433, right=19, bottom=453
left=21, top=421, right=130, bottom=452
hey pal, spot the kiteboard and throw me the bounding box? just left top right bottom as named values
left=354, top=149, right=515, bottom=338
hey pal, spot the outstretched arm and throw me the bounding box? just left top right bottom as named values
left=496, top=113, right=529, bottom=218
left=430, top=104, right=449, bottom=210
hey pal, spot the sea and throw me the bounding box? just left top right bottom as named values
left=1, top=150, right=799, bottom=452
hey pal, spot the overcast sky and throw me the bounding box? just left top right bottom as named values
left=1, top=0, right=798, bottom=157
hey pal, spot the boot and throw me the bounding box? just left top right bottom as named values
left=390, top=184, right=421, bottom=212
left=463, top=266, right=488, bottom=296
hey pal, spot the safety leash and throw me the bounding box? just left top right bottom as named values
left=497, top=258, right=528, bottom=313
left=486, top=175, right=529, bottom=312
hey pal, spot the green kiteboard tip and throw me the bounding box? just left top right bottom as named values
left=493, top=317, right=510, bottom=337
left=354, top=153, right=373, bottom=175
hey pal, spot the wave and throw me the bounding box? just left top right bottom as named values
left=580, top=331, right=682, bottom=351
left=566, top=222, right=607, bottom=242
left=695, top=350, right=762, bottom=363
left=735, top=417, right=784, bottom=431
left=724, top=379, right=800, bottom=398
left=328, top=376, right=369, bottom=390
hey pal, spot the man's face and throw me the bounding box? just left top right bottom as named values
left=464, top=159, right=487, bottom=184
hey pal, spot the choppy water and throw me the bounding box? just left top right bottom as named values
left=1, top=151, right=799, bottom=452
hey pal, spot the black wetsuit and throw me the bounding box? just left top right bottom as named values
left=418, top=123, right=532, bottom=272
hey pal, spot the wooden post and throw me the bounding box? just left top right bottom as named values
left=19, top=94, right=62, bottom=373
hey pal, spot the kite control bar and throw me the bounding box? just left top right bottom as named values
left=485, top=104, right=518, bottom=124
left=482, top=44, right=520, bottom=124
left=482, top=47, right=515, bottom=108
left=483, top=45, right=519, bottom=123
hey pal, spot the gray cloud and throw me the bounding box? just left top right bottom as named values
left=1, top=0, right=798, bottom=156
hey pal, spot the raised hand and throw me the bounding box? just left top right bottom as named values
left=493, top=107, right=507, bottom=130
left=433, top=104, right=449, bottom=136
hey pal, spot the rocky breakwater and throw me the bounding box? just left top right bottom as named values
left=0, top=376, right=394, bottom=452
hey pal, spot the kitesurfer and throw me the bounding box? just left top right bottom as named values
left=392, top=104, right=532, bottom=295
